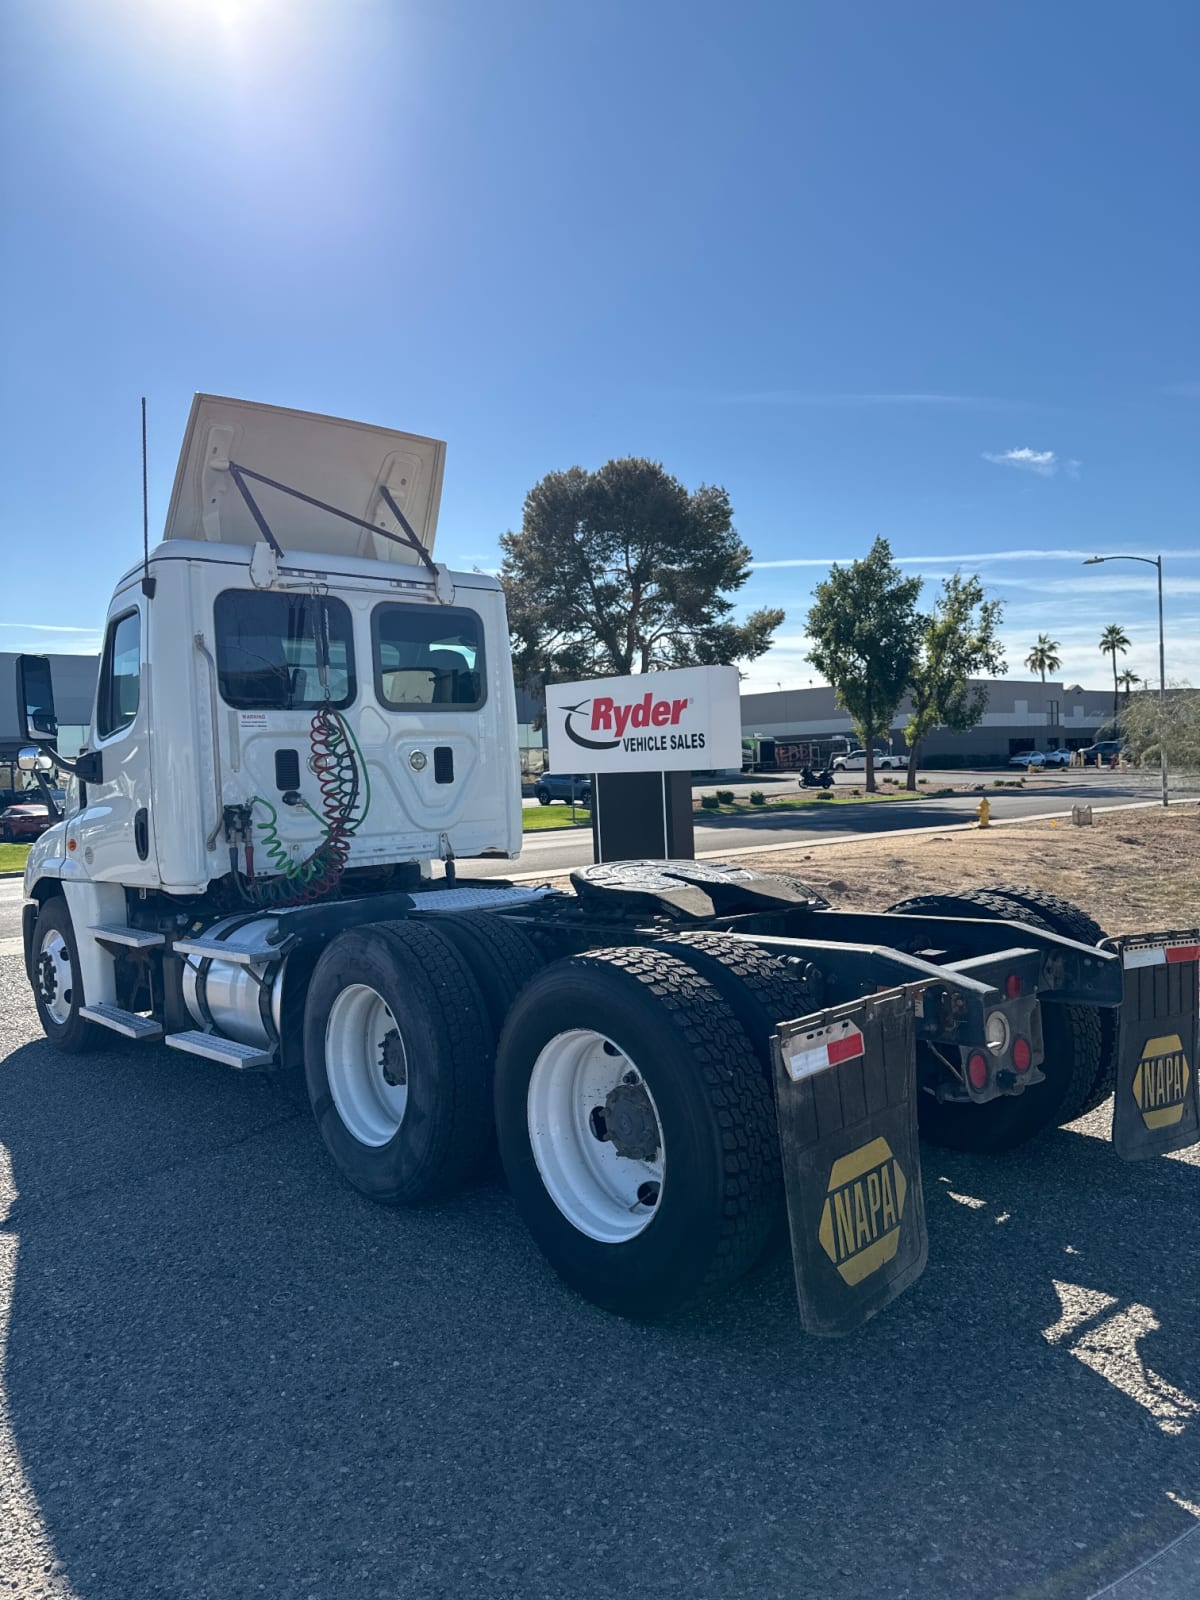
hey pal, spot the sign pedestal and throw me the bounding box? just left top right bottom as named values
left=591, top=771, right=695, bottom=862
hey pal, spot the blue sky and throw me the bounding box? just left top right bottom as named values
left=2, top=0, right=1197, bottom=693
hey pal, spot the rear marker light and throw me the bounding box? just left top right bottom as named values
left=967, top=1052, right=989, bottom=1090
left=1012, top=1036, right=1032, bottom=1073
left=1005, top=973, right=1022, bottom=999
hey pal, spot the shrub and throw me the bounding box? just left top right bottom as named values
left=700, top=793, right=720, bottom=810
left=749, top=790, right=766, bottom=805
left=850, top=787, right=861, bottom=796
left=715, top=789, right=735, bottom=804
left=816, top=789, right=835, bottom=800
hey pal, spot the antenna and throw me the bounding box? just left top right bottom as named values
left=140, top=396, right=156, bottom=598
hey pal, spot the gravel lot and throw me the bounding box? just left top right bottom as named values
left=3, top=874, right=1200, bottom=1597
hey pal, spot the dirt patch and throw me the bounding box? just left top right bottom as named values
left=733, top=803, right=1200, bottom=934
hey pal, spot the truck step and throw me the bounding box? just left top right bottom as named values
left=172, top=934, right=282, bottom=965
left=79, top=1002, right=164, bottom=1040
left=164, top=1030, right=276, bottom=1069
left=89, top=924, right=166, bottom=949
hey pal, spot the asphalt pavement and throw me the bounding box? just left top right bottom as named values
left=502, top=769, right=1191, bottom=880
left=3, top=954, right=1200, bottom=1599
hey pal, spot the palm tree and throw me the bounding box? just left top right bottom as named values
left=1099, top=624, right=1131, bottom=723
left=1024, top=633, right=1062, bottom=683
left=1117, top=667, right=1141, bottom=702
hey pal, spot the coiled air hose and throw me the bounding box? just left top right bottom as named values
left=243, top=706, right=371, bottom=906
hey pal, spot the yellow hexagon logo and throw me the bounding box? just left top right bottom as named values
left=818, top=1136, right=907, bottom=1286
left=1132, top=1034, right=1191, bottom=1129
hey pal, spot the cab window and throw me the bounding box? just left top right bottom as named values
left=372, top=604, right=486, bottom=711
left=96, top=609, right=141, bottom=739
left=215, top=591, right=356, bottom=710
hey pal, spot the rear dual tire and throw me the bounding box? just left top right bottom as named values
left=495, top=948, right=784, bottom=1318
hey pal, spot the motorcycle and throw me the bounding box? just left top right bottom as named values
left=799, top=765, right=835, bottom=789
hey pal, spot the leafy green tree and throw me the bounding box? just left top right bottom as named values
left=1099, top=623, right=1132, bottom=723
left=1120, top=684, right=1199, bottom=773
left=1024, top=633, right=1061, bottom=683
left=903, top=575, right=1006, bottom=789
left=805, top=538, right=923, bottom=792
left=499, top=458, right=783, bottom=690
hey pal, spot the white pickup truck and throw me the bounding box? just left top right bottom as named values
left=832, top=748, right=908, bottom=771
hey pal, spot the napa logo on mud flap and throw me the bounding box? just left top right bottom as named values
left=818, top=1137, right=908, bottom=1287
left=1132, top=1034, right=1191, bottom=1130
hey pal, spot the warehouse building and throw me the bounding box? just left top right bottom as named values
left=740, top=677, right=1115, bottom=766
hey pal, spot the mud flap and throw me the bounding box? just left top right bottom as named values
left=1106, top=934, right=1200, bottom=1161
left=772, top=989, right=927, bottom=1337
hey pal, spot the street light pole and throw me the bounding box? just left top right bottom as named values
left=1083, top=553, right=1168, bottom=807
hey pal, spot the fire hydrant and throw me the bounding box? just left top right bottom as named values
left=977, top=796, right=991, bottom=828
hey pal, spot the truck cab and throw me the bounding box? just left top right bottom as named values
left=24, top=394, right=521, bottom=906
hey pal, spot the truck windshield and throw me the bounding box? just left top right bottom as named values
left=215, top=591, right=356, bottom=710
left=372, top=603, right=486, bottom=711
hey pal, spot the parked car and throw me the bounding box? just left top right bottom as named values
left=534, top=773, right=593, bottom=806
left=1008, top=750, right=1046, bottom=768
left=1041, top=748, right=1073, bottom=767
left=1077, top=740, right=1125, bottom=767
left=832, top=749, right=908, bottom=771
left=0, top=803, right=51, bottom=843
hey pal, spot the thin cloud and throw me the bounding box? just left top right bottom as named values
left=983, top=447, right=1061, bottom=477
left=1163, top=381, right=1200, bottom=398
left=0, top=621, right=99, bottom=633
left=711, top=390, right=996, bottom=407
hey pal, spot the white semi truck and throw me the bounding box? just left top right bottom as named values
left=16, top=396, right=1200, bottom=1335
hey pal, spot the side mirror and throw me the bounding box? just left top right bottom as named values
left=18, top=747, right=55, bottom=773
left=16, top=654, right=58, bottom=745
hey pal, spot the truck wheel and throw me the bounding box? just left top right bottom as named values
left=426, top=912, right=544, bottom=1034
left=535, top=788, right=551, bottom=805
left=648, top=931, right=823, bottom=1076
left=303, top=920, right=493, bottom=1204
left=31, top=898, right=105, bottom=1055
left=971, top=886, right=1116, bottom=1120
left=887, top=890, right=1101, bottom=1151
left=495, top=947, right=783, bottom=1318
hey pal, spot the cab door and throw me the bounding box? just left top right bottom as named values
left=70, top=595, right=158, bottom=885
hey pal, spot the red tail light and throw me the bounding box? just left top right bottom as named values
left=967, top=1052, right=990, bottom=1090
left=1005, top=973, right=1022, bottom=999
left=1012, top=1036, right=1032, bottom=1073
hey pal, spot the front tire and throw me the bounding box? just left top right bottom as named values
left=31, top=898, right=105, bottom=1054
left=495, top=948, right=783, bottom=1318
left=536, top=788, right=551, bottom=805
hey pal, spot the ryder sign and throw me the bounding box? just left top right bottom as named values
left=546, top=665, right=742, bottom=775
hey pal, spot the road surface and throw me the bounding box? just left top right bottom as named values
left=501, top=769, right=1190, bottom=879
left=2, top=957, right=1199, bottom=1599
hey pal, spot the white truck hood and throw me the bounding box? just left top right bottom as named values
left=163, top=394, right=446, bottom=565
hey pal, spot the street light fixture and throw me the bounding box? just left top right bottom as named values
left=1082, top=553, right=1168, bottom=807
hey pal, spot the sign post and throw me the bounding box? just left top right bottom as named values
left=545, top=665, right=742, bottom=863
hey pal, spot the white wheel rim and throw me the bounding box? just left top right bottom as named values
left=325, top=984, right=408, bottom=1147
left=527, top=1029, right=666, bottom=1243
left=37, top=928, right=74, bottom=1026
